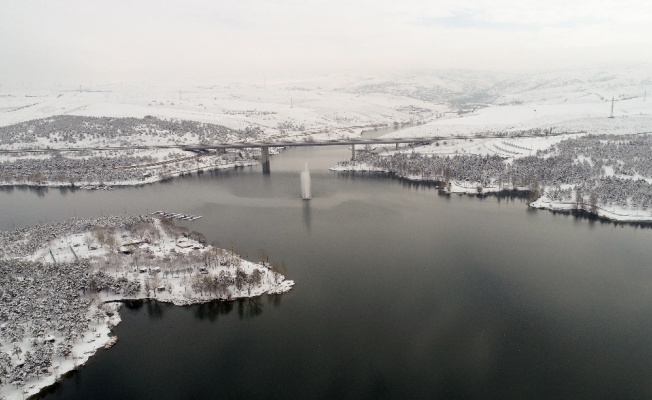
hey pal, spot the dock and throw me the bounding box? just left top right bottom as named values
left=150, top=211, right=203, bottom=221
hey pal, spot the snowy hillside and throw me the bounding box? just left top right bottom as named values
left=2, top=66, right=649, bottom=141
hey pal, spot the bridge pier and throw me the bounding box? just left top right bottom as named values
left=351, top=144, right=356, bottom=161
left=261, top=146, right=270, bottom=174
left=396, top=143, right=399, bottom=149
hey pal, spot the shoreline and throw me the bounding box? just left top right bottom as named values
left=25, top=286, right=295, bottom=400
left=330, top=165, right=652, bottom=224
left=27, top=286, right=294, bottom=400
left=0, top=159, right=260, bottom=191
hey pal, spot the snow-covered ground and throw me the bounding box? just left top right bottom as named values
left=0, top=216, right=294, bottom=400
left=2, top=66, right=649, bottom=142
left=379, top=66, right=651, bottom=144
left=0, top=77, right=437, bottom=137
left=25, top=217, right=295, bottom=303
left=530, top=195, right=652, bottom=222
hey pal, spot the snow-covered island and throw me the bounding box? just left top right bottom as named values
left=0, top=215, right=294, bottom=400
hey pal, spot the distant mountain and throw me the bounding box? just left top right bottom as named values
left=337, top=66, right=652, bottom=107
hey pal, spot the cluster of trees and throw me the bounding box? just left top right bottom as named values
left=0, top=153, right=152, bottom=185
left=0, top=149, right=254, bottom=187
left=0, top=259, right=123, bottom=386
left=0, top=115, right=258, bottom=148
left=189, top=268, right=264, bottom=298
left=0, top=215, right=151, bottom=259
left=340, top=81, right=454, bottom=103
left=224, top=109, right=277, bottom=117
left=132, top=245, right=281, bottom=300
left=84, top=271, right=141, bottom=296
left=276, top=120, right=305, bottom=133
left=540, top=134, right=652, bottom=179
left=338, top=152, right=505, bottom=186
left=337, top=133, right=652, bottom=211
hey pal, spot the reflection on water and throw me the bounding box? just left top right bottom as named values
left=193, top=300, right=234, bottom=322
left=237, top=297, right=263, bottom=320
left=267, top=293, right=283, bottom=307
left=146, top=301, right=165, bottom=319
left=192, top=297, right=270, bottom=322
left=117, top=295, right=271, bottom=323
left=302, top=200, right=311, bottom=233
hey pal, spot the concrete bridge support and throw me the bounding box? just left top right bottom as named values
left=351, top=144, right=356, bottom=161
left=261, top=146, right=270, bottom=174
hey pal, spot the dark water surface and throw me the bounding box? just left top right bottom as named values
left=3, top=146, right=652, bottom=400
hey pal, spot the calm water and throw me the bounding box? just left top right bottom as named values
left=3, top=146, right=652, bottom=400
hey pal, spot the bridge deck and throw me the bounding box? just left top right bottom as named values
left=0, top=132, right=575, bottom=154
left=0, top=137, right=437, bottom=153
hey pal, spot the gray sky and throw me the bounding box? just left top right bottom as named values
left=1, top=0, right=650, bottom=86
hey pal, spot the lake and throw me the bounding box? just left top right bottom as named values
left=2, top=145, right=652, bottom=399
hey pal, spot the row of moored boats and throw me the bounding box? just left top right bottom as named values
left=151, top=211, right=203, bottom=221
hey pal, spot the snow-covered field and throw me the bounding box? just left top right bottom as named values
left=2, top=67, right=649, bottom=141
left=0, top=76, right=437, bottom=138
left=0, top=216, right=294, bottom=400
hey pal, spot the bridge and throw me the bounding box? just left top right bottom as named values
left=0, top=137, right=436, bottom=174
left=0, top=131, right=571, bottom=173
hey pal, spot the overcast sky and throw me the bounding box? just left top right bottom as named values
left=1, top=0, right=650, bottom=86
